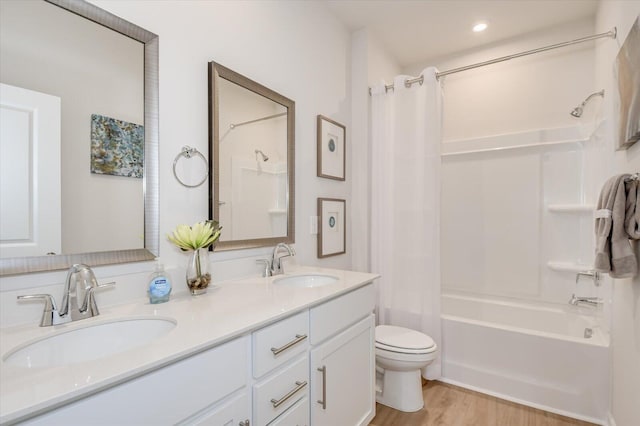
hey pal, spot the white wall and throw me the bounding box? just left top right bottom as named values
left=405, top=19, right=598, bottom=142
left=0, top=0, right=353, bottom=327
left=594, top=3, right=640, bottom=426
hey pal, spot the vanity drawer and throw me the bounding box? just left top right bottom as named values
left=253, top=310, right=309, bottom=378
left=268, top=396, right=309, bottom=426
left=253, top=355, right=309, bottom=426
left=23, top=337, right=248, bottom=425
left=310, top=283, right=375, bottom=345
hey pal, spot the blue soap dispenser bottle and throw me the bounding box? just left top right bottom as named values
left=148, top=262, right=172, bottom=304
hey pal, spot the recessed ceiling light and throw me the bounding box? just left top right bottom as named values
left=473, top=22, right=488, bottom=32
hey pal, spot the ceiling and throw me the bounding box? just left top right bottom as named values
left=323, top=0, right=599, bottom=67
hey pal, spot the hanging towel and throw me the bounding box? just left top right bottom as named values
left=594, top=174, right=638, bottom=278
left=625, top=178, right=640, bottom=239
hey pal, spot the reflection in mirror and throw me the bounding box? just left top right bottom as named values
left=209, top=62, right=295, bottom=251
left=0, top=0, right=158, bottom=275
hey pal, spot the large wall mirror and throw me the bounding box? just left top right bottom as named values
left=0, top=0, right=158, bottom=275
left=209, top=62, right=295, bottom=250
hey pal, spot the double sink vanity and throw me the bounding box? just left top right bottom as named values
left=0, top=266, right=379, bottom=425
left=0, top=1, right=373, bottom=425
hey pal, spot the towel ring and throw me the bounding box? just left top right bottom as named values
left=173, top=146, right=208, bottom=188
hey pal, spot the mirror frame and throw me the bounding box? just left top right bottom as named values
left=209, top=62, right=295, bottom=251
left=0, top=0, right=159, bottom=276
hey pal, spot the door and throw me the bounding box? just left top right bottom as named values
left=0, top=83, right=61, bottom=257
left=310, top=314, right=375, bottom=426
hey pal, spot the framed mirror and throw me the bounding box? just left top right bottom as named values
left=209, top=62, right=295, bottom=251
left=0, top=0, right=158, bottom=276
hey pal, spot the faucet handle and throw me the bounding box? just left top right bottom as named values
left=94, top=281, right=116, bottom=289
left=256, top=259, right=271, bottom=277
left=17, top=294, right=63, bottom=327
left=17, top=293, right=57, bottom=310
left=80, top=281, right=115, bottom=315
left=576, top=270, right=600, bottom=286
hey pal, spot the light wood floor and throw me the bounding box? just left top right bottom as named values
left=369, top=381, right=597, bottom=426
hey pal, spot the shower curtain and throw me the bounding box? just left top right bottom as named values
left=370, top=67, right=442, bottom=379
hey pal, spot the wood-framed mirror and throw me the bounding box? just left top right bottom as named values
left=0, top=0, right=159, bottom=276
left=208, top=62, right=295, bottom=251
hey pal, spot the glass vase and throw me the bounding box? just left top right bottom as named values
left=186, top=248, right=211, bottom=295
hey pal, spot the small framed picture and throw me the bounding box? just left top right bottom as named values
left=317, top=115, right=346, bottom=180
left=317, top=198, right=346, bottom=258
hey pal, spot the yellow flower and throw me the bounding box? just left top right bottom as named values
left=168, top=220, right=222, bottom=251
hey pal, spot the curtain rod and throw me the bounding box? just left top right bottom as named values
left=369, top=28, right=617, bottom=95
left=230, top=112, right=286, bottom=129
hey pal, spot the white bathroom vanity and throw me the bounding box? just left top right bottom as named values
left=0, top=267, right=378, bottom=425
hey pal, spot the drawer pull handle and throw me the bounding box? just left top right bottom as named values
left=317, top=365, right=327, bottom=410
left=270, top=334, right=307, bottom=356
left=270, top=380, right=308, bottom=408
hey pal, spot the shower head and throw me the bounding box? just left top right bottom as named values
left=570, top=89, right=604, bottom=118
left=570, top=106, right=583, bottom=118
left=255, top=149, right=269, bottom=162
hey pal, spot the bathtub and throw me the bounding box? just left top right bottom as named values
left=441, top=292, right=610, bottom=424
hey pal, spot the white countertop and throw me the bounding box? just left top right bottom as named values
left=0, top=266, right=378, bottom=424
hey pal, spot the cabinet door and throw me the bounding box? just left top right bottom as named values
left=189, top=392, right=250, bottom=426
left=310, top=315, right=375, bottom=426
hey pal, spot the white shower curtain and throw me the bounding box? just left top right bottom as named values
left=370, top=67, right=442, bottom=379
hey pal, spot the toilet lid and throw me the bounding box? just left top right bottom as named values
left=375, top=325, right=435, bottom=351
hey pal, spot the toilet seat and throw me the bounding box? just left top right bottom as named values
left=375, top=325, right=436, bottom=354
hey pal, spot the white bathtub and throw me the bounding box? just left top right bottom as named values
left=441, top=293, right=610, bottom=424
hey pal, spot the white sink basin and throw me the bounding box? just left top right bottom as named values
left=273, top=274, right=338, bottom=288
left=3, top=317, right=176, bottom=368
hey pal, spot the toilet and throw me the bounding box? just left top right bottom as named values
left=375, top=325, right=438, bottom=412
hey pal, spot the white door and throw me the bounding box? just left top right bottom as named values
left=310, top=315, right=375, bottom=426
left=0, top=83, right=61, bottom=257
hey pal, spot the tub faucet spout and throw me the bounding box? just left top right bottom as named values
left=568, top=294, right=601, bottom=308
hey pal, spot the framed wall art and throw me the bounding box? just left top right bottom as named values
left=615, top=16, right=640, bottom=150
left=317, top=197, right=346, bottom=258
left=317, top=115, right=346, bottom=180
left=90, top=113, right=144, bottom=178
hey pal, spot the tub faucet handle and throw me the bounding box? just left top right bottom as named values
left=576, top=270, right=600, bottom=287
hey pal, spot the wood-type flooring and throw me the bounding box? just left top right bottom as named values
left=369, top=381, right=597, bottom=426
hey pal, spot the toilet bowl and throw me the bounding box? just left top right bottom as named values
left=375, top=325, right=438, bottom=412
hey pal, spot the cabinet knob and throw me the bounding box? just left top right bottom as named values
left=239, top=420, right=250, bottom=426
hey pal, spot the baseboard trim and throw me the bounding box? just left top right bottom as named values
left=438, top=377, right=606, bottom=425
left=606, top=411, right=616, bottom=426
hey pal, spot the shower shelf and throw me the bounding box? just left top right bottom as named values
left=547, top=261, right=594, bottom=273
left=547, top=204, right=594, bottom=213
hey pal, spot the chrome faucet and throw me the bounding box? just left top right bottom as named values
left=17, top=264, right=115, bottom=326
left=269, top=243, right=295, bottom=276
left=568, top=294, right=602, bottom=308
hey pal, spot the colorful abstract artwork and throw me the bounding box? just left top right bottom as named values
left=90, top=114, right=144, bottom=178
